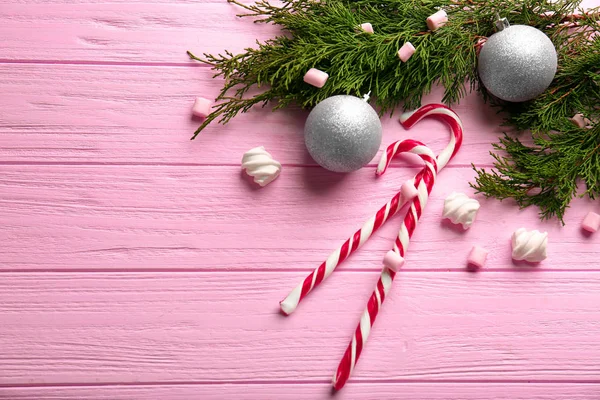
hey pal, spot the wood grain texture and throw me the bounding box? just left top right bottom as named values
left=0, top=64, right=504, bottom=166
left=2, top=0, right=599, bottom=63
left=1, top=2, right=277, bottom=63
left=2, top=0, right=600, bottom=397
left=2, top=383, right=600, bottom=400
left=1, top=166, right=597, bottom=271
left=1, top=272, right=600, bottom=384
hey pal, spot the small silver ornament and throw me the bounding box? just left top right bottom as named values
left=304, top=95, right=382, bottom=173
left=478, top=24, right=557, bottom=102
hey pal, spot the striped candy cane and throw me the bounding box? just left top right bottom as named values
left=332, top=104, right=463, bottom=390
left=280, top=148, right=436, bottom=315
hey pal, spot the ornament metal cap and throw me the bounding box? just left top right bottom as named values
left=494, top=13, right=510, bottom=31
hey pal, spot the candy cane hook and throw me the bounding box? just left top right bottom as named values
left=280, top=143, right=437, bottom=315
left=332, top=104, right=463, bottom=390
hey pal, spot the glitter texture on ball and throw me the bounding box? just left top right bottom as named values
left=478, top=25, right=557, bottom=102
left=304, top=95, right=382, bottom=173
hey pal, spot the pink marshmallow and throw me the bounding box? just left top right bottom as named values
left=400, top=180, right=419, bottom=203
left=569, top=113, right=592, bottom=128
left=467, top=245, right=488, bottom=270
left=359, top=23, right=374, bottom=34
left=192, top=97, right=212, bottom=118
left=426, top=9, right=448, bottom=31
left=383, top=250, right=405, bottom=272
left=582, top=211, right=600, bottom=233
left=397, top=42, right=416, bottom=62
left=475, top=38, right=486, bottom=55
left=303, top=68, right=329, bottom=88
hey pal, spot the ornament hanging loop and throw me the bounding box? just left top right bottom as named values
left=494, top=13, right=510, bottom=31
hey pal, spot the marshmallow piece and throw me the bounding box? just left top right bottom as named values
left=467, top=246, right=488, bottom=270
left=383, top=250, right=405, bottom=272
left=241, top=146, right=282, bottom=187
left=569, top=113, right=592, bottom=128
left=400, top=180, right=419, bottom=203
left=511, top=228, right=548, bottom=263
left=303, top=68, right=329, bottom=88
left=397, top=42, right=416, bottom=62
left=359, top=23, right=374, bottom=34
left=192, top=97, right=212, bottom=118
left=442, top=192, right=480, bottom=229
left=582, top=211, right=600, bottom=233
left=426, top=9, right=448, bottom=31
left=475, top=38, right=486, bottom=55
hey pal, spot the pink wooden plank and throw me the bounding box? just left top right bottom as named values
left=0, top=3, right=276, bottom=63
left=0, top=166, right=597, bottom=271
left=1, top=1, right=599, bottom=63
left=0, top=64, right=504, bottom=166
left=1, top=271, right=599, bottom=384
left=2, top=383, right=600, bottom=400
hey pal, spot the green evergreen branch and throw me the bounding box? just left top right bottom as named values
left=472, top=123, right=600, bottom=222
left=188, top=0, right=600, bottom=222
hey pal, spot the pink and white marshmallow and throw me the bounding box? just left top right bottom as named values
left=192, top=97, right=212, bottom=118
left=467, top=246, right=488, bottom=270
left=442, top=192, right=480, bottom=229
left=511, top=228, right=548, bottom=263
left=426, top=10, right=448, bottom=31
left=383, top=250, right=405, bottom=272
left=303, top=68, right=329, bottom=88
left=359, top=23, right=374, bottom=34
left=241, top=146, right=281, bottom=187
left=582, top=211, right=600, bottom=233
left=397, top=42, right=416, bottom=62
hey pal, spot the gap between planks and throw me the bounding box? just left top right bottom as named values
left=1, top=383, right=600, bottom=400
left=2, top=379, right=600, bottom=388
left=0, top=59, right=210, bottom=68
left=0, top=162, right=491, bottom=168
left=0, top=268, right=598, bottom=273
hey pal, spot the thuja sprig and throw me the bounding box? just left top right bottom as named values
left=472, top=14, right=600, bottom=222
left=472, top=123, right=600, bottom=223
left=188, top=0, right=600, bottom=222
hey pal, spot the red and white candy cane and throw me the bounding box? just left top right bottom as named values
left=280, top=161, right=436, bottom=314
left=332, top=103, right=463, bottom=390
left=280, top=179, right=418, bottom=315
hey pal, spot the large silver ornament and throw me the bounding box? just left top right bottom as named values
left=304, top=95, right=382, bottom=173
left=478, top=24, right=557, bottom=102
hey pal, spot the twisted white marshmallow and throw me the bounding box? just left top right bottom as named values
left=241, top=146, right=281, bottom=187
left=511, top=228, right=548, bottom=263
left=442, top=192, right=480, bottom=229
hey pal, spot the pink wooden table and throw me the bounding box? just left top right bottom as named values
left=1, top=1, right=600, bottom=399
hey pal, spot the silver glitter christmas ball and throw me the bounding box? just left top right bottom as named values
left=478, top=25, right=557, bottom=102
left=304, top=95, right=382, bottom=173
